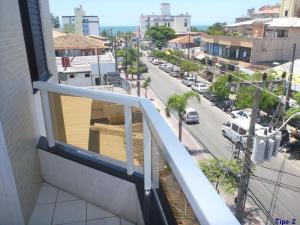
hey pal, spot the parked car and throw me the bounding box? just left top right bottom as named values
left=184, top=107, right=199, bottom=124
left=191, top=83, right=209, bottom=93
left=203, top=91, right=217, bottom=102
left=182, top=77, right=195, bottom=87
left=170, top=67, right=181, bottom=77
left=214, top=98, right=234, bottom=112
left=152, top=59, right=160, bottom=65
left=222, top=118, right=263, bottom=147
left=159, top=63, right=169, bottom=71
left=231, top=109, right=261, bottom=123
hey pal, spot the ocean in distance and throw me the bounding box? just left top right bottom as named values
left=100, top=25, right=209, bottom=34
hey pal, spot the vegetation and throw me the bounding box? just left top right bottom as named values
left=166, top=91, right=200, bottom=141
left=285, top=92, right=300, bottom=119
left=199, top=159, right=242, bottom=194
left=191, top=26, right=200, bottom=32
left=207, top=22, right=227, bottom=36
left=209, top=75, right=230, bottom=100
left=145, top=26, right=176, bottom=49
left=180, top=60, right=201, bottom=77
left=63, top=24, right=75, bottom=33
left=142, top=77, right=152, bottom=98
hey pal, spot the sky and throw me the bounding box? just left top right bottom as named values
left=49, top=0, right=281, bottom=26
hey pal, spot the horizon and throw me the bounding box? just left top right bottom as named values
left=49, top=0, right=281, bottom=27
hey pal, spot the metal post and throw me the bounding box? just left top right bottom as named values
left=188, top=32, right=191, bottom=59
left=40, top=90, right=55, bottom=147
left=137, top=33, right=141, bottom=96
left=143, top=117, right=151, bottom=191
left=124, top=105, right=134, bottom=175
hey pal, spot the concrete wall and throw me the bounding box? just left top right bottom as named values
left=280, top=0, right=300, bottom=17
left=251, top=29, right=300, bottom=63
left=0, top=0, right=57, bottom=223
left=39, top=150, right=144, bottom=225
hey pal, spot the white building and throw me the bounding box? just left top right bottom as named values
left=62, top=5, right=100, bottom=36
left=140, top=3, right=191, bottom=37
left=57, top=54, right=116, bottom=86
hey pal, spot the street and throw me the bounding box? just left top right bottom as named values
left=142, top=57, right=300, bottom=224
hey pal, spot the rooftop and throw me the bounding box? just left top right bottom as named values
left=56, top=54, right=115, bottom=73
left=168, top=35, right=194, bottom=44
left=54, top=34, right=106, bottom=50
left=227, top=17, right=300, bottom=28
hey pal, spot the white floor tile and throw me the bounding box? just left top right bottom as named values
left=28, top=203, right=55, bottom=225
left=36, top=184, right=58, bottom=204
left=52, top=200, right=86, bottom=225
left=121, top=218, right=135, bottom=225
left=87, top=217, right=121, bottom=225
left=57, top=190, right=79, bottom=202
left=56, top=222, right=86, bottom=225
left=87, top=203, right=115, bottom=220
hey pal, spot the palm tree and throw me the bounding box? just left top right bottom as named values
left=166, top=91, right=200, bottom=141
left=142, top=77, right=151, bottom=98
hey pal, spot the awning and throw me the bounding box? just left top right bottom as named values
left=195, top=54, right=205, bottom=60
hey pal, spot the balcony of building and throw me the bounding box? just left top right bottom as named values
left=27, top=81, right=240, bottom=225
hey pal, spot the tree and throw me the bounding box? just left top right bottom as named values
left=145, top=26, right=176, bottom=49
left=191, top=26, right=200, bottom=32
left=235, top=86, right=278, bottom=114
left=166, top=91, right=200, bottom=141
left=54, top=16, right=60, bottom=28
left=207, top=22, right=227, bottom=36
left=209, top=75, right=230, bottom=100
left=142, top=77, right=151, bottom=98
left=180, top=60, right=200, bottom=78
left=101, top=30, right=109, bottom=37
left=199, top=159, right=242, bottom=194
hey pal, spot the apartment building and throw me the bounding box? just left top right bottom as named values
left=203, top=17, right=300, bottom=65
left=280, top=0, right=300, bottom=17
left=0, top=0, right=241, bottom=225
left=62, top=5, right=100, bottom=36
left=235, top=5, right=280, bottom=23
left=140, top=3, right=191, bottom=37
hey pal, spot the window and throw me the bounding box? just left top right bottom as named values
left=85, top=74, right=90, bottom=78
left=276, top=30, right=288, bottom=38
left=69, top=74, right=75, bottom=78
left=239, top=128, right=247, bottom=135
left=232, top=124, right=239, bottom=133
left=184, top=22, right=188, bottom=27
left=19, top=0, right=50, bottom=85
left=285, top=10, right=288, bottom=17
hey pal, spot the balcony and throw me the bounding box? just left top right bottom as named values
left=202, top=35, right=255, bottom=48
left=32, top=81, right=240, bottom=225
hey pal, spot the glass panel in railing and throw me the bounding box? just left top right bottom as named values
left=48, top=92, right=126, bottom=163
left=132, top=107, right=144, bottom=167
left=157, top=146, right=200, bottom=225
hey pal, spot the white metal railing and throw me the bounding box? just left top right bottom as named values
left=33, top=81, right=240, bottom=225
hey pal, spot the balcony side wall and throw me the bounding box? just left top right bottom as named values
left=0, top=0, right=57, bottom=223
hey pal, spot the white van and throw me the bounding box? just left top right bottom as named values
left=222, top=118, right=264, bottom=147
left=182, top=77, right=195, bottom=87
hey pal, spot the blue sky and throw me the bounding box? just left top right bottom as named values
left=49, top=0, right=281, bottom=26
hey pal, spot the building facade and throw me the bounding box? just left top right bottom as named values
left=140, top=3, right=191, bottom=37
left=62, top=5, right=100, bottom=36
left=202, top=17, right=300, bottom=65
left=280, top=0, right=300, bottom=17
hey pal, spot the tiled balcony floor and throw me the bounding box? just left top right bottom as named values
left=29, top=183, right=135, bottom=225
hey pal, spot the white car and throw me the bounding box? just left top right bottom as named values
left=191, top=83, right=209, bottom=93
left=182, top=77, right=195, bottom=87
left=231, top=109, right=261, bottom=123
left=184, top=107, right=199, bottom=124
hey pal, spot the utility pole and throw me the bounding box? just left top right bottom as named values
left=114, top=35, right=118, bottom=72
left=137, top=30, right=141, bottom=96
left=188, top=31, right=191, bottom=59
left=125, top=35, right=128, bottom=72
left=97, top=54, right=101, bottom=85
left=282, top=43, right=296, bottom=124
left=235, top=73, right=267, bottom=222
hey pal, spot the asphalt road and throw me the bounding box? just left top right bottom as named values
left=142, top=57, right=300, bottom=224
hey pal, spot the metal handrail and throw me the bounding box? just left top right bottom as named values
left=33, top=81, right=240, bottom=225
